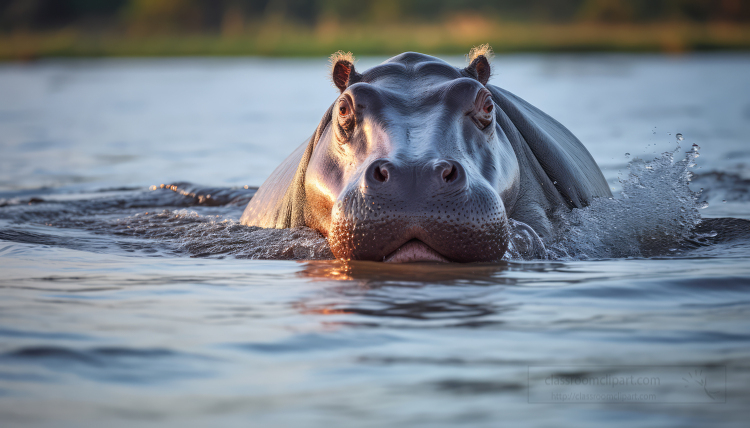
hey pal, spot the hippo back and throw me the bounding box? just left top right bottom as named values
left=488, top=85, right=611, bottom=209
left=240, top=106, right=332, bottom=229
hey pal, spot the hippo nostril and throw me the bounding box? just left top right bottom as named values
left=365, top=160, right=394, bottom=186
left=373, top=165, right=389, bottom=182
left=442, top=165, right=458, bottom=183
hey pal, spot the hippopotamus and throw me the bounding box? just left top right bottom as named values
left=241, top=46, right=612, bottom=262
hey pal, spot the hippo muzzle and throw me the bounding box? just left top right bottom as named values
left=329, top=159, right=509, bottom=262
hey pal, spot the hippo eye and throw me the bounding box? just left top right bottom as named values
left=472, top=90, right=494, bottom=130
left=339, top=101, right=350, bottom=117
left=336, top=97, right=355, bottom=139
left=338, top=98, right=353, bottom=118
left=483, top=100, right=494, bottom=114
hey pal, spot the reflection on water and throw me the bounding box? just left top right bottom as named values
left=298, top=259, right=516, bottom=283
left=297, top=262, right=518, bottom=326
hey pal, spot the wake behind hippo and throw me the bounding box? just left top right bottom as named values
left=241, top=46, right=612, bottom=262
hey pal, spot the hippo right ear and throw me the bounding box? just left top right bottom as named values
left=330, top=51, right=362, bottom=93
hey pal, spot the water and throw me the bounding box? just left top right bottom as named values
left=1, top=54, right=750, bottom=427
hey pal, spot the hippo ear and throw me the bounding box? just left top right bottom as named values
left=464, top=44, right=493, bottom=86
left=466, top=56, right=491, bottom=86
left=330, top=51, right=362, bottom=93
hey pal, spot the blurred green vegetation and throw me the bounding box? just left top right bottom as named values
left=1, top=0, right=750, bottom=59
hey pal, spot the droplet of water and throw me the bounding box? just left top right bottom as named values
left=553, top=181, right=557, bottom=184
left=625, top=153, right=630, bottom=156
left=676, top=133, right=684, bottom=141
left=723, top=200, right=727, bottom=203
left=699, top=201, right=709, bottom=209
left=692, top=143, right=700, bottom=151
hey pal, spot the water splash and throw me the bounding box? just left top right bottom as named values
left=504, top=219, right=547, bottom=261
left=544, top=146, right=703, bottom=260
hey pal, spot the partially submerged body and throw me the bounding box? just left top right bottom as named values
left=241, top=46, right=611, bottom=262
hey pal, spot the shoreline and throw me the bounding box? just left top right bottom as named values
left=2, top=21, right=750, bottom=61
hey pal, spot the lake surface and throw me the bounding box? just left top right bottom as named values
left=1, top=54, right=749, bottom=427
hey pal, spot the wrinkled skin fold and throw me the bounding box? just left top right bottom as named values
left=241, top=50, right=611, bottom=262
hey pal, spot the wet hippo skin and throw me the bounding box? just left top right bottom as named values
left=241, top=46, right=612, bottom=262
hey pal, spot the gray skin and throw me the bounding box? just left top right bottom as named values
left=240, top=51, right=612, bottom=262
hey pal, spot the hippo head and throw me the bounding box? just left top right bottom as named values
left=241, top=47, right=612, bottom=262
left=304, top=50, right=518, bottom=262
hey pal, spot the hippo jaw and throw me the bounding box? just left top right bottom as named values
left=327, top=211, right=511, bottom=263
left=326, top=182, right=512, bottom=263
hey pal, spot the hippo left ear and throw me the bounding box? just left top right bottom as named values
left=464, top=44, right=492, bottom=86
left=330, top=51, right=362, bottom=93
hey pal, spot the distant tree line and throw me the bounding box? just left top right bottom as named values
left=2, top=0, right=749, bottom=32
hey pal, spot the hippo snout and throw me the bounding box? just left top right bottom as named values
left=329, top=159, right=510, bottom=263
